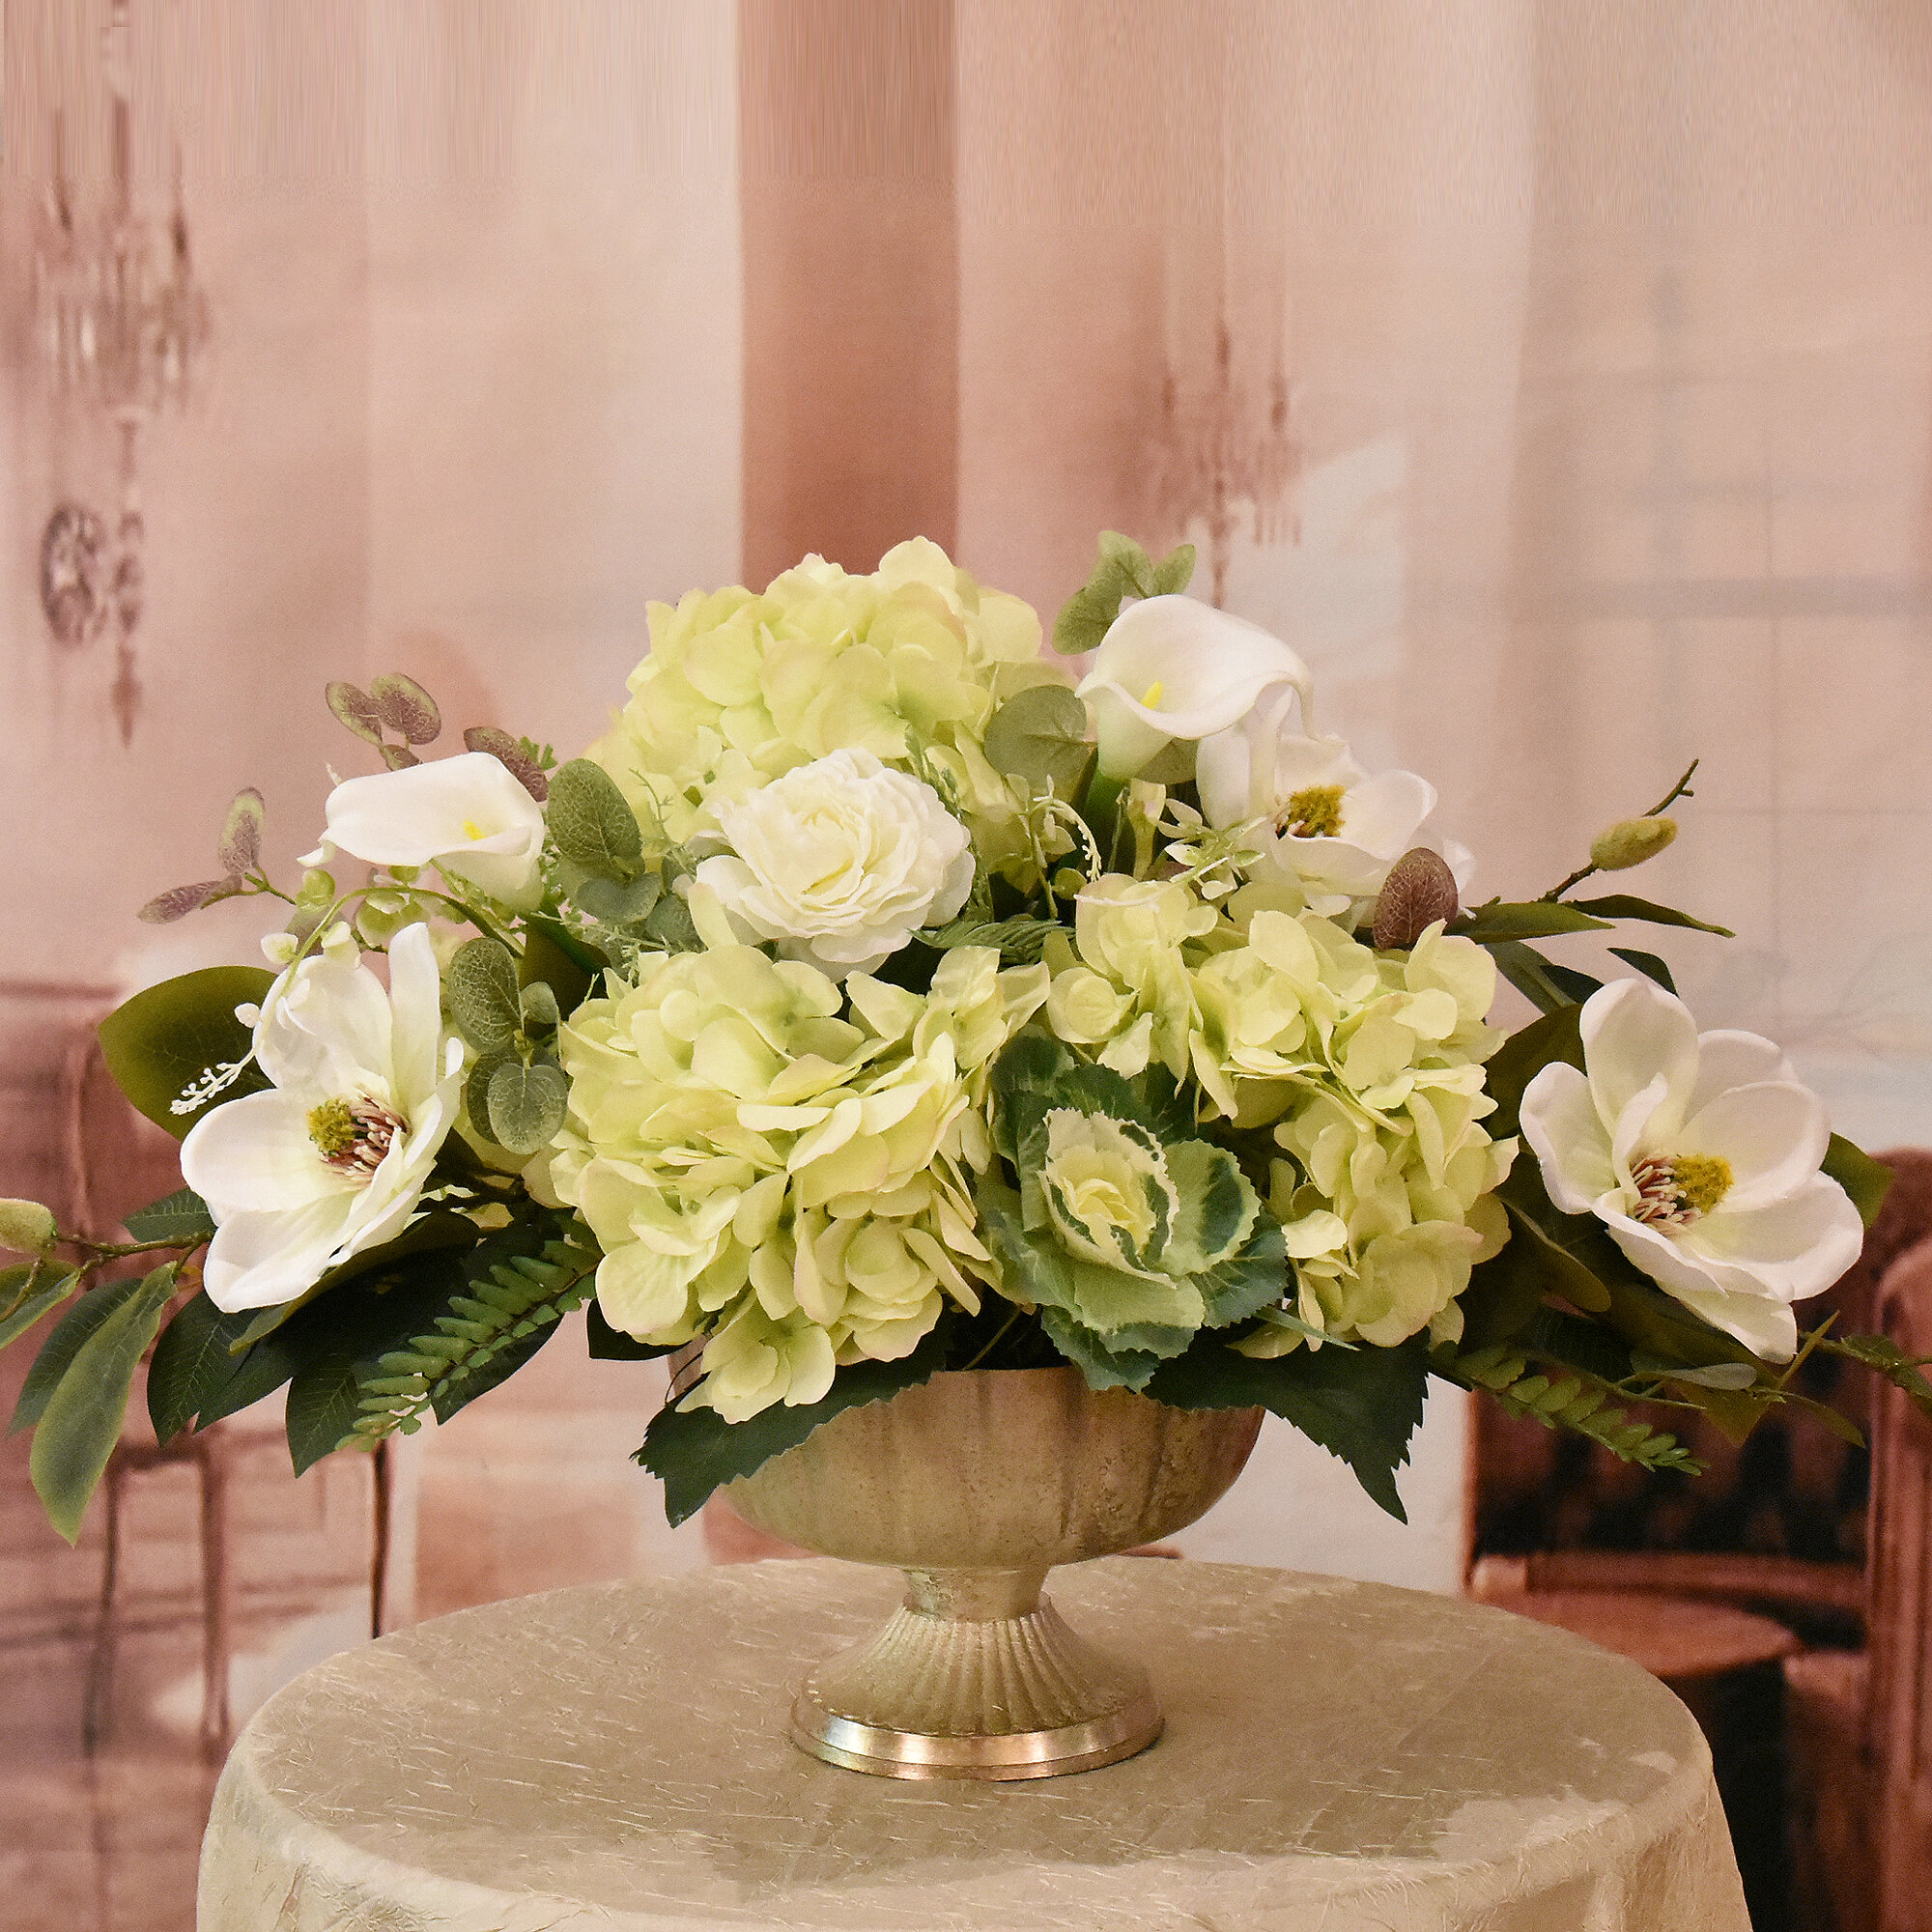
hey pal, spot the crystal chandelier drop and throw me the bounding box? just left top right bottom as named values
left=31, top=0, right=209, bottom=746
left=1152, top=312, right=1298, bottom=611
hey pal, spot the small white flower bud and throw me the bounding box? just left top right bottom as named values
left=1590, top=815, right=1678, bottom=871
left=0, top=1198, right=57, bottom=1254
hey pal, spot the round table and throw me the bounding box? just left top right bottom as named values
left=198, top=1558, right=1749, bottom=1932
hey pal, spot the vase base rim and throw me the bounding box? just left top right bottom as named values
left=789, top=1689, right=1163, bottom=1780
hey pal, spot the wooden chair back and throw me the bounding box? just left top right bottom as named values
left=1870, top=1235, right=1932, bottom=1931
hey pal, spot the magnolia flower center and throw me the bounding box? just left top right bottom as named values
left=1281, top=783, right=1345, bottom=839
left=307, top=1095, right=407, bottom=1179
left=1631, top=1151, right=1734, bottom=1230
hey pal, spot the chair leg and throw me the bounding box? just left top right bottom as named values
left=84, top=1453, right=126, bottom=1755
left=198, top=1432, right=233, bottom=1761
left=371, top=1439, right=392, bottom=1639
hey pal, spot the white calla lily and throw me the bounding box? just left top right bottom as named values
left=313, top=751, right=548, bottom=911
left=1198, top=697, right=1470, bottom=912
left=1519, top=977, right=1862, bottom=1360
left=1075, top=595, right=1315, bottom=781
left=181, top=923, right=467, bottom=1311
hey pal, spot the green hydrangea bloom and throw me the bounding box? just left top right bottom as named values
left=551, top=943, right=1049, bottom=1421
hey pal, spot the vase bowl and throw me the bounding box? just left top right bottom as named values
left=725, top=1366, right=1263, bottom=1780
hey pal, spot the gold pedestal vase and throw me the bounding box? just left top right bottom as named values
left=726, top=1367, right=1263, bottom=1781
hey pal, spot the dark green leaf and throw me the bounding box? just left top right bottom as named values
left=98, top=967, right=274, bottom=1137
left=1608, top=947, right=1677, bottom=993
left=1570, top=895, right=1735, bottom=937
left=444, top=937, right=521, bottom=1053
left=1148, top=1334, right=1430, bottom=1522
left=1500, top=1199, right=1613, bottom=1314
left=31, top=1266, right=177, bottom=1542
left=643, top=890, right=701, bottom=952
left=1488, top=941, right=1587, bottom=1016
left=1543, top=960, right=1606, bottom=1004
left=429, top=1312, right=560, bottom=1425
left=123, top=1187, right=215, bottom=1245
left=146, top=1293, right=261, bottom=1442
left=1824, top=1135, right=1892, bottom=1229
left=981, top=684, right=1094, bottom=799
left=485, top=1059, right=570, bottom=1155
left=1037, top=1305, right=1173, bottom=1391
left=284, top=1261, right=468, bottom=1474
left=520, top=923, right=597, bottom=1011
left=1480, top=1004, right=1583, bottom=1139
left=547, top=759, right=643, bottom=880
left=0, top=1263, right=80, bottom=1353
left=638, top=1326, right=952, bottom=1526
left=1454, top=902, right=1612, bottom=943
left=587, top=1300, right=681, bottom=1361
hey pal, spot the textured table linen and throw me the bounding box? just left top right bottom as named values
left=198, top=1557, right=1748, bottom=1932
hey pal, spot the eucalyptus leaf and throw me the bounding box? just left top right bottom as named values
left=1570, top=894, right=1735, bottom=937
left=216, top=788, right=265, bottom=876
left=547, top=759, right=642, bottom=881
left=571, top=870, right=662, bottom=926
left=465, top=1048, right=519, bottom=1146
left=485, top=1059, right=570, bottom=1155
left=30, top=1266, right=176, bottom=1542
left=444, top=937, right=521, bottom=1053
left=518, top=980, right=561, bottom=1033
left=643, top=890, right=701, bottom=953
left=981, top=684, right=1094, bottom=798
left=637, top=1325, right=952, bottom=1526
left=369, top=671, right=441, bottom=745
left=98, top=967, right=274, bottom=1137
left=1149, top=542, right=1197, bottom=595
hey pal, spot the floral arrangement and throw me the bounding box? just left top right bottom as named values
left=3, top=533, right=1917, bottom=1541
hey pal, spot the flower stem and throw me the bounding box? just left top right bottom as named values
left=1542, top=759, right=1700, bottom=901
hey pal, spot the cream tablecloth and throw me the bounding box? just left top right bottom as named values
left=198, top=1557, right=1748, bottom=1931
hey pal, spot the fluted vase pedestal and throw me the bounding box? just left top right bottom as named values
left=726, top=1368, right=1262, bottom=1781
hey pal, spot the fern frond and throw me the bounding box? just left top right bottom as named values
left=349, top=1229, right=599, bottom=1445
left=1442, top=1342, right=1704, bottom=1474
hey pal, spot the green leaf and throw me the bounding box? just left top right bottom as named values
left=485, top=1059, right=570, bottom=1155
left=643, top=889, right=702, bottom=953
left=587, top=1301, right=680, bottom=1361
left=30, top=1266, right=177, bottom=1542
left=147, top=1293, right=260, bottom=1443
left=1037, top=1304, right=1174, bottom=1391
left=637, top=1325, right=952, bottom=1526
left=1050, top=533, right=1148, bottom=656
left=122, top=1187, right=216, bottom=1245
left=1824, top=1135, right=1892, bottom=1229
left=13, top=1275, right=153, bottom=1435
left=98, top=967, right=274, bottom=1137
left=1454, top=901, right=1612, bottom=943
left=0, top=1263, right=80, bottom=1353
left=444, top=937, right=521, bottom=1053
left=1608, top=947, right=1677, bottom=993
left=547, top=759, right=643, bottom=881
left=284, top=1262, right=469, bottom=1474
left=464, top=1048, right=518, bottom=1146
left=518, top=980, right=561, bottom=1033
left=1147, top=1334, right=1430, bottom=1522
left=1570, top=895, right=1735, bottom=937
left=981, top=684, right=1094, bottom=799
left=519, top=923, right=597, bottom=1012
left=1500, top=1199, right=1613, bottom=1314
left=428, top=1307, right=561, bottom=1424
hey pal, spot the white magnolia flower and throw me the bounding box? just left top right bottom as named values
left=310, top=751, right=548, bottom=911
left=1198, top=697, right=1469, bottom=911
left=1076, top=595, right=1315, bottom=781
left=696, top=748, right=974, bottom=978
left=181, top=923, right=466, bottom=1311
left=1519, top=977, right=1863, bottom=1360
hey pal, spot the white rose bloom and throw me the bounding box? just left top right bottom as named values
left=1519, top=976, right=1863, bottom=1361
left=1076, top=595, right=1315, bottom=781
left=1198, top=697, right=1471, bottom=912
left=310, top=751, right=548, bottom=911
left=181, top=923, right=467, bottom=1311
left=695, top=749, right=974, bottom=978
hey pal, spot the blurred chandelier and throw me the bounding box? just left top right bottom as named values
left=1152, top=311, right=1298, bottom=611
left=32, top=0, right=209, bottom=746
